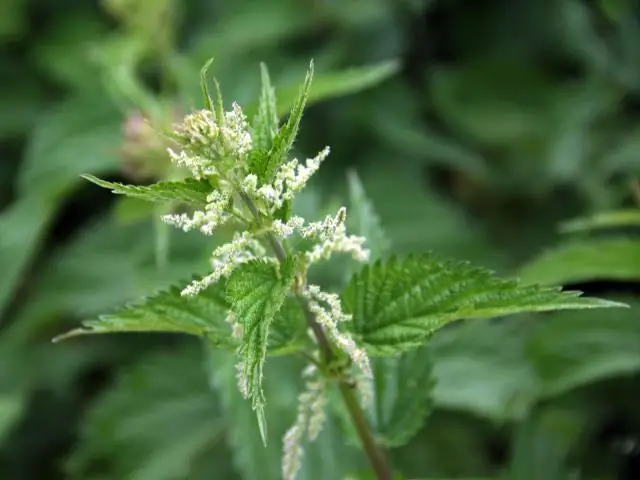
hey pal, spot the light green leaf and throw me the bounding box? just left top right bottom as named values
left=82, top=174, right=212, bottom=207
left=66, top=346, right=237, bottom=480
left=251, top=63, right=279, bottom=151
left=275, top=59, right=400, bottom=117
left=342, top=255, right=625, bottom=355
left=256, top=61, right=313, bottom=183
left=369, top=347, right=435, bottom=447
left=226, top=259, right=297, bottom=428
left=200, top=58, right=215, bottom=111
left=429, top=319, right=537, bottom=421
left=346, top=169, right=390, bottom=261
left=52, top=279, right=233, bottom=345
left=559, top=209, right=640, bottom=233
left=528, top=301, right=640, bottom=397
left=519, top=238, right=640, bottom=286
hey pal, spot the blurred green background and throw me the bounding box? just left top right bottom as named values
left=1, top=0, right=640, bottom=478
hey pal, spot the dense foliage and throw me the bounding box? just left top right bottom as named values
left=1, top=0, right=640, bottom=479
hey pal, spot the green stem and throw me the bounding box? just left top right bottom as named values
left=238, top=192, right=392, bottom=480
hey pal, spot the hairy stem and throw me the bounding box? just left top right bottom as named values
left=238, top=192, right=392, bottom=480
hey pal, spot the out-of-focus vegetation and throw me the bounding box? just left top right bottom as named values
left=0, top=0, right=639, bottom=479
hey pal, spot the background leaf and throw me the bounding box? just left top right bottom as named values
left=519, top=238, right=640, bottom=286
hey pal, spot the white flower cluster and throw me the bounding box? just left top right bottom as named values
left=181, top=232, right=268, bottom=297
left=162, top=190, right=231, bottom=235
left=169, top=103, right=252, bottom=179
left=271, top=208, right=369, bottom=265
left=303, top=285, right=372, bottom=378
left=225, top=311, right=249, bottom=398
left=282, top=364, right=327, bottom=480
left=243, top=147, right=330, bottom=213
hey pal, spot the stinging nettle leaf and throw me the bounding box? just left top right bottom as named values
left=346, top=169, right=390, bottom=261
left=200, top=58, right=215, bottom=112
left=82, top=174, right=212, bottom=207
left=559, top=209, right=640, bottom=233
left=274, top=59, right=400, bottom=117
left=369, top=347, right=435, bottom=447
left=225, top=258, right=297, bottom=443
left=52, top=279, right=233, bottom=345
left=341, top=254, right=626, bottom=355
left=255, top=60, right=314, bottom=183
left=518, top=238, right=640, bottom=286
left=251, top=62, right=279, bottom=152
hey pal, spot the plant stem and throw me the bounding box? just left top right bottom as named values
left=238, top=192, right=392, bottom=480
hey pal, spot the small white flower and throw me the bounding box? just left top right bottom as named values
left=301, top=208, right=369, bottom=265
left=282, top=367, right=327, bottom=480
left=248, top=147, right=330, bottom=214
left=272, top=216, right=305, bottom=238
left=181, top=232, right=272, bottom=296
left=303, top=285, right=372, bottom=378
left=162, top=190, right=231, bottom=236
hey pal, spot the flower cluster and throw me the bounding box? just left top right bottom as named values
left=169, top=103, right=252, bottom=179
left=282, top=364, right=327, bottom=480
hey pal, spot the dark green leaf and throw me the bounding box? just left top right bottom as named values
left=53, top=279, right=233, bottom=345
left=342, top=255, right=625, bottom=355
left=82, top=174, right=212, bottom=207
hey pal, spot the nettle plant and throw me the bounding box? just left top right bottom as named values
left=56, top=61, right=626, bottom=480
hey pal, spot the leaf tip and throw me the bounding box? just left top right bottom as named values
left=256, top=406, right=268, bottom=447
left=52, top=328, right=85, bottom=343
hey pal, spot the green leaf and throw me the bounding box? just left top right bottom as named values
left=346, top=169, right=390, bottom=261
left=268, top=296, right=309, bottom=355
left=207, top=350, right=361, bottom=480
left=251, top=63, right=279, bottom=152
left=66, top=346, right=237, bottom=480
left=200, top=58, right=215, bottom=111
left=82, top=174, right=212, bottom=207
left=519, top=238, right=640, bottom=286
left=275, top=59, right=400, bottom=117
left=429, top=319, right=537, bottom=421
left=52, top=279, right=233, bottom=345
left=256, top=60, right=313, bottom=183
left=342, top=255, right=625, bottom=355
left=528, top=301, right=640, bottom=397
left=369, top=347, right=435, bottom=447
left=225, top=259, right=297, bottom=432
left=507, top=407, right=584, bottom=480
left=559, top=209, right=640, bottom=233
